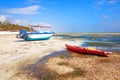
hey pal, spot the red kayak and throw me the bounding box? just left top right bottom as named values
left=65, top=44, right=112, bottom=57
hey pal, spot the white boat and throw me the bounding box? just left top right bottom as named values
left=24, top=32, right=54, bottom=41
left=16, top=24, right=55, bottom=41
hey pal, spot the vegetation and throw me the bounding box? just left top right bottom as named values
left=0, top=21, right=30, bottom=31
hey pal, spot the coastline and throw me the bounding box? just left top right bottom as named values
left=0, top=33, right=120, bottom=80
left=55, top=32, right=120, bottom=35
left=0, top=31, right=19, bottom=35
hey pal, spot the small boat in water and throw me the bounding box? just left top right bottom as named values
left=65, top=44, right=112, bottom=57
left=16, top=24, right=55, bottom=41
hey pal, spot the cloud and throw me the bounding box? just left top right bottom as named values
left=6, top=5, right=40, bottom=15
left=12, top=19, right=29, bottom=26
left=24, top=0, right=41, bottom=4
left=107, top=0, right=118, bottom=4
left=28, top=0, right=40, bottom=3
left=31, top=22, right=52, bottom=26
left=97, top=0, right=118, bottom=5
left=0, top=15, right=30, bottom=26
left=101, top=15, right=108, bottom=19
left=0, top=15, right=8, bottom=23
left=50, top=1, right=59, bottom=4
left=94, top=0, right=106, bottom=10
left=94, top=0, right=118, bottom=10
left=97, top=0, right=106, bottom=5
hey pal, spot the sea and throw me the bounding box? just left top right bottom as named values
left=55, top=32, right=120, bottom=52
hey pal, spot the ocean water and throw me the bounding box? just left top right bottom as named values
left=55, top=33, right=120, bottom=52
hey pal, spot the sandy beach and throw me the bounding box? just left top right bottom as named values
left=0, top=33, right=83, bottom=80
left=0, top=33, right=120, bottom=80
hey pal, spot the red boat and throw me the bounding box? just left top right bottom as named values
left=65, top=44, right=112, bottom=57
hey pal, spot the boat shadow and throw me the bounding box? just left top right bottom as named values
left=15, top=39, right=49, bottom=42
left=15, top=40, right=26, bottom=42
left=24, top=50, right=70, bottom=67
left=18, top=50, right=72, bottom=79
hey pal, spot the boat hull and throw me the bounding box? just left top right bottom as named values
left=65, top=44, right=112, bottom=57
left=24, top=33, right=53, bottom=41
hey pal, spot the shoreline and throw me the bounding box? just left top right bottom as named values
left=0, top=31, right=120, bottom=35
left=55, top=32, right=120, bottom=35
left=0, top=34, right=120, bottom=80
left=0, top=31, right=19, bottom=34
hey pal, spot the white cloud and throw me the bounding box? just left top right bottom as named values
left=12, top=19, right=29, bottom=26
left=97, top=0, right=106, bottom=5
left=31, top=22, right=52, bottom=26
left=51, top=1, right=59, bottom=4
left=107, top=0, right=118, bottom=4
left=6, top=5, right=40, bottom=15
left=0, top=15, right=30, bottom=26
left=28, top=0, right=40, bottom=3
left=101, top=15, right=108, bottom=19
left=24, top=0, right=41, bottom=4
left=94, top=0, right=105, bottom=10
left=94, top=0, right=118, bottom=10
left=0, top=15, right=8, bottom=23
left=97, top=0, right=118, bottom=5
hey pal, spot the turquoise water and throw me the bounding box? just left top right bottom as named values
left=55, top=33, right=120, bottom=52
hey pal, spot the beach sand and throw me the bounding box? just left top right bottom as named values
left=0, top=33, right=83, bottom=80
left=0, top=33, right=120, bottom=80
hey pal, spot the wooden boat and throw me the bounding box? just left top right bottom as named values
left=16, top=24, right=55, bottom=41
left=65, top=44, right=112, bottom=57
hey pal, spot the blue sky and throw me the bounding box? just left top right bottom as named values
left=0, top=0, right=120, bottom=32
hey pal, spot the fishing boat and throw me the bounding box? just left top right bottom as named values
left=65, top=44, right=112, bottom=57
left=16, top=24, right=55, bottom=41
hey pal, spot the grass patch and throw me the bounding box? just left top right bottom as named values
left=41, top=68, right=86, bottom=80
left=56, top=67, right=86, bottom=79
left=57, top=62, right=69, bottom=66
left=70, top=68, right=86, bottom=77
